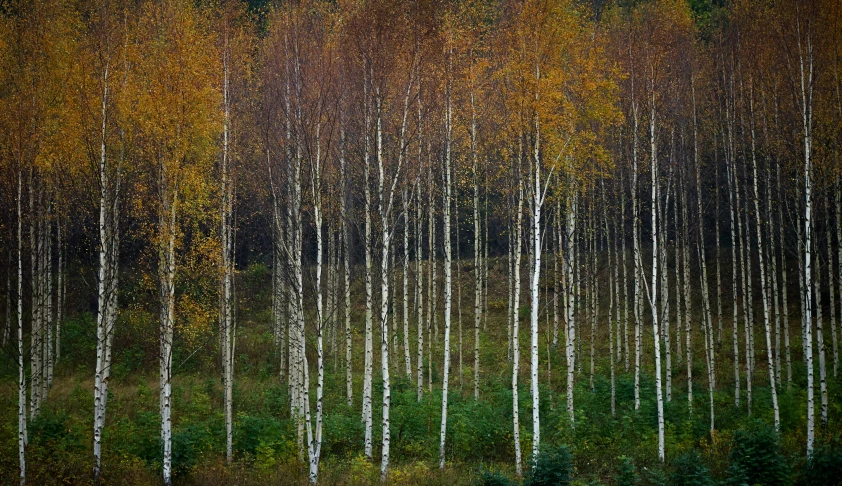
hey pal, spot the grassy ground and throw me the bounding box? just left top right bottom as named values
left=1, top=256, right=841, bottom=484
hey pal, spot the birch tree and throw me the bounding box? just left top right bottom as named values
left=133, top=4, right=219, bottom=482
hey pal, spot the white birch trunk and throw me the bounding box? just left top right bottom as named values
left=529, top=80, right=544, bottom=462
left=160, top=193, right=177, bottom=486
left=693, top=83, right=715, bottom=433
left=797, top=18, right=815, bottom=455
left=749, top=91, right=779, bottom=428
left=415, top=86, right=425, bottom=402
left=341, top=125, right=353, bottom=407
left=681, top=167, right=693, bottom=413
left=416, top=177, right=425, bottom=401
left=403, top=189, right=412, bottom=380
left=566, top=191, right=577, bottom=425
left=648, top=99, right=665, bottom=462
left=631, top=94, right=642, bottom=411
left=472, top=81, right=482, bottom=400
left=780, top=163, right=792, bottom=388
left=362, top=73, right=374, bottom=460
left=18, top=174, right=26, bottom=486
left=727, top=161, right=740, bottom=407
left=439, top=64, right=453, bottom=467
left=734, top=155, right=752, bottom=413
left=836, top=175, right=842, bottom=378
left=307, top=122, right=325, bottom=484
left=512, top=162, right=525, bottom=476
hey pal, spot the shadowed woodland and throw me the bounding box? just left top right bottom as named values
left=1, top=0, right=842, bottom=484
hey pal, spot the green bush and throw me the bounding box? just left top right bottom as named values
left=28, top=410, right=84, bottom=454
left=233, top=413, right=292, bottom=460
left=669, top=450, right=714, bottom=486
left=616, top=456, right=640, bottom=486
left=474, top=468, right=512, bottom=486
left=111, top=411, right=161, bottom=467
left=171, top=422, right=213, bottom=477
left=727, top=421, right=790, bottom=486
left=525, top=443, right=573, bottom=486
left=805, top=437, right=842, bottom=485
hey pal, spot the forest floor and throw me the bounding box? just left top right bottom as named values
left=1, top=257, right=841, bottom=484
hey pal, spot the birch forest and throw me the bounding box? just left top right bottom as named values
left=2, top=0, right=842, bottom=484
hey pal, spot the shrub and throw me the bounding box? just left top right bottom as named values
left=475, top=468, right=512, bottom=486
left=727, top=421, right=790, bottom=486
left=616, top=456, right=640, bottom=486
left=805, top=437, right=842, bottom=485
left=669, top=450, right=714, bottom=486
left=28, top=410, right=84, bottom=454
left=233, top=413, right=293, bottom=461
left=525, top=443, right=573, bottom=486
left=171, top=423, right=212, bottom=477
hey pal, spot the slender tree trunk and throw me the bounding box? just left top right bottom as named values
left=603, top=182, right=616, bottom=415
left=56, top=218, right=62, bottom=364
left=780, top=164, right=792, bottom=388
left=18, top=173, right=26, bottom=486
left=416, top=177, right=425, bottom=401
left=681, top=166, right=693, bottom=413
left=826, top=191, right=838, bottom=378
left=693, top=82, right=715, bottom=433
left=45, top=209, right=53, bottom=391
left=472, top=84, right=482, bottom=400
left=566, top=191, right=577, bottom=426
left=727, top=160, right=740, bottom=407
left=798, top=26, right=815, bottom=455
left=632, top=102, right=642, bottom=412
left=749, top=91, right=779, bottom=428
left=715, top=146, right=723, bottom=348
left=768, top=157, right=782, bottom=388
left=648, top=97, right=665, bottom=462
left=835, top=174, right=842, bottom=379
left=439, top=65, right=453, bottom=468
left=428, top=158, right=435, bottom=392
left=617, top=172, right=629, bottom=373
left=735, top=154, right=752, bottom=414
left=160, top=186, right=177, bottom=486
left=92, top=62, right=121, bottom=481
left=339, top=125, right=352, bottom=407
left=220, top=45, right=236, bottom=465
left=589, top=199, right=596, bottom=393
left=362, top=74, right=374, bottom=460
left=512, top=157, right=525, bottom=476
left=30, top=170, right=40, bottom=420
left=307, top=121, right=325, bottom=484
left=416, top=87, right=425, bottom=402
left=456, top=195, right=463, bottom=392
left=529, top=82, right=544, bottom=461
left=403, top=189, right=412, bottom=380
left=814, top=216, right=827, bottom=428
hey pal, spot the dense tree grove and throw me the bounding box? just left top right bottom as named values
left=1, top=0, right=842, bottom=484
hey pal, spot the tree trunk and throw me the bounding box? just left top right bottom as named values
left=749, top=92, right=779, bottom=429
left=512, top=154, right=525, bottom=476
left=727, top=159, right=741, bottom=407
left=648, top=98, right=665, bottom=463
left=566, top=191, right=577, bottom=426
left=693, top=82, right=715, bottom=434
left=529, top=87, right=544, bottom=462
left=18, top=173, right=26, bottom=486
left=472, top=82, right=482, bottom=400
left=439, top=66, right=453, bottom=468
left=362, top=74, right=374, bottom=460
left=734, top=153, right=752, bottom=414
left=403, top=189, right=412, bottom=380
left=160, top=189, right=177, bottom=486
